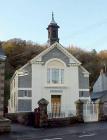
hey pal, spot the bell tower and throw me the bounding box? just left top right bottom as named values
left=47, top=12, right=60, bottom=46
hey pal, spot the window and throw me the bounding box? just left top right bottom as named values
left=61, top=69, right=64, bottom=84
left=11, top=95, right=13, bottom=108
left=18, top=99, right=32, bottom=112
left=52, top=69, right=59, bottom=83
left=14, top=79, right=15, bottom=88
left=79, top=91, right=83, bottom=97
left=79, top=91, right=89, bottom=97
left=53, top=30, right=57, bottom=38
left=47, top=69, right=50, bottom=83
left=18, top=90, right=32, bottom=97
left=47, top=68, right=64, bottom=84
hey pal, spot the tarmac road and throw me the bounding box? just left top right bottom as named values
left=1, top=122, right=107, bottom=140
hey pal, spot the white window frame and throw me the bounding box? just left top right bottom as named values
left=47, top=68, right=64, bottom=84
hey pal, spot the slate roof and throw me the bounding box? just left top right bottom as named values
left=91, top=90, right=107, bottom=100
left=0, top=48, right=6, bottom=60
left=48, top=12, right=59, bottom=28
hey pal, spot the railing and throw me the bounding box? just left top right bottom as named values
left=47, top=104, right=75, bottom=119
left=48, top=112, right=65, bottom=119
left=48, top=111, right=74, bottom=119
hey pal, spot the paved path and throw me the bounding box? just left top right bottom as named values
left=1, top=122, right=107, bottom=140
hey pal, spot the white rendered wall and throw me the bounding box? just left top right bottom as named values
left=32, top=60, right=79, bottom=116
left=8, top=74, right=18, bottom=113
left=32, top=63, right=43, bottom=110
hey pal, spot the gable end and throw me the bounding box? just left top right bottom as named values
left=42, top=47, right=69, bottom=65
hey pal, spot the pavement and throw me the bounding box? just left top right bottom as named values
left=1, top=122, right=107, bottom=140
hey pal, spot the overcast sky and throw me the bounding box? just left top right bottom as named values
left=0, top=0, right=107, bottom=51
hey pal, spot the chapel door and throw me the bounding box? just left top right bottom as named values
left=51, top=95, right=61, bottom=117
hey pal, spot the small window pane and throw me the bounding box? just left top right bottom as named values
left=18, top=90, right=32, bottom=97
left=61, top=69, right=64, bottom=84
left=52, top=69, right=59, bottom=84
left=18, top=99, right=32, bottom=112
left=47, top=69, right=50, bottom=83
left=47, top=68, right=64, bottom=84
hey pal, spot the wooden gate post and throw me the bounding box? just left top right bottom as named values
left=96, top=99, right=104, bottom=121
left=34, top=107, right=40, bottom=127
left=38, top=98, right=49, bottom=127
left=75, top=100, right=84, bottom=122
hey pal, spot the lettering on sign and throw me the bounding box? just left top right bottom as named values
left=50, top=89, right=63, bottom=93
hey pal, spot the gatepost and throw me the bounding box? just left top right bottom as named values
left=75, top=99, right=84, bottom=122
left=96, top=99, right=104, bottom=121
left=0, top=53, right=11, bottom=133
left=38, top=98, right=49, bottom=127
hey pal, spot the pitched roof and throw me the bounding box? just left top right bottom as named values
left=91, top=90, right=107, bottom=100
left=0, top=48, right=6, bottom=60
left=11, top=42, right=89, bottom=81
left=93, top=71, right=107, bottom=92
left=31, top=42, right=81, bottom=65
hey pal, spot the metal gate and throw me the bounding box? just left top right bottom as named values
left=83, top=102, right=98, bottom=122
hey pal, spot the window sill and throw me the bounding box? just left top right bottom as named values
left=79, top=97, right=90, bottom=99
left=45, top=84, right=67, bottom=88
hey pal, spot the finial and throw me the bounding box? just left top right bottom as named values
left=52, top=11, right=54, bottom=21
left=50, top=11, right=56, bottom=24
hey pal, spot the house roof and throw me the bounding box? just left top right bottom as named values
left=93, top=70, right=107, bottom=93
left=91, top=90, right=107, bottom=100
left=50, top=12, right=57, bottom=25
left=31, top=42, right=81, bottom=65
left=11, top=42, right=89, bottom=81
left=79, top=65, right=89, bottom=74
left=0, top=48, right=6, bottom=60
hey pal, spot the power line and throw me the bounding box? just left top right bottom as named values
left=70, top=18, right=107, bottom=38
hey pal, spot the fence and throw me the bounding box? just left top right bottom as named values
left=83, top=102, right=98, bottom=122
left=47, top=105, right=75, bottom=119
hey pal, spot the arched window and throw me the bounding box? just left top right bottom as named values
left=47, top=59, right=65, bottom=84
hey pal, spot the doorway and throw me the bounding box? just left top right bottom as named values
left=51, top=95, right=61, bottom=117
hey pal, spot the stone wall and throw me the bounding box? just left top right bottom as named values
left=0, top=118, right=11, bottom=133
left=6, top=112, right=79, bottom=128
left=0, top=62, right=5, bottom=117
left=0, top=59, right=11, bottom=133
left=6, top=112, right=34, bottom=126
left=48, top=117, right=78, bottom=127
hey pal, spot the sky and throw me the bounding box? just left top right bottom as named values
left=0, top=0, right=107, bottom=52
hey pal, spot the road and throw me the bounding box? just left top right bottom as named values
left=35, top=130, right=107, bottom=140
left=1, top=122, right=107, bottom=140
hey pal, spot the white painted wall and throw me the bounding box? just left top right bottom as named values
left=8, top=73, right=18, bottom=113
left=32, top=63, right=43, bottom=110
left=31, top=59, right=79, bottom=116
